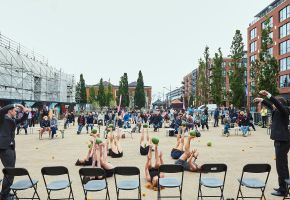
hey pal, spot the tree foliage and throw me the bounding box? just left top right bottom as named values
left=75, top=81, right=81, bottom=104
left=204, top=46, right=210, bottom=104
left=229, top=30, right=246, bottom=108
left=97, top=78, right=106, bottom=107
left=210, top=48, right=223, bottom=106
left=117, top=73, right=130, bottom=107
left=196, top=59, right=207, bottom=105
left=106, top=82, right=114, bottom=107
left=252, top=17, right=279, bottom=96
left=89, top=87, right=96, bottom=103
left=134, top=70, right=146, bottom=108
left=79, top=74, right=87, bottom=104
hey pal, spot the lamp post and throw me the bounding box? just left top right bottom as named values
left=163, top=85, right=171, bottom=108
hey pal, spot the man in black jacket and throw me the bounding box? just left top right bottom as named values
left=254, top=90, right=290, bottom=196
left=0, top=104, right=30, bottom=200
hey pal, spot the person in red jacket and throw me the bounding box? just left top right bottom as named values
left=77, top=113, right=86, bottom=134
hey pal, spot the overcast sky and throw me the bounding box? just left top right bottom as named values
left=0, top=0, right=273, bottom=101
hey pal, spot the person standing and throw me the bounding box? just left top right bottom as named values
left=254, top=90, right=290, bottom=196
left=0, top=104, right=30, bottom=200
left=213, top=108, right=220, bottom=127
left=77, top=113, right=86, bottom=134
left=260, top=106, right=268, bottom=128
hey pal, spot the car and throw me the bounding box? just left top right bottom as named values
left=196, top=104, right=217, bottom=114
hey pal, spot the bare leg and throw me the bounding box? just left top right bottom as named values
left=100, top=144, right=114, bottom=169
left=146, top=128, right=150, bottom=145
left=145, top=149, right=152, bottom=182
left=176, top=135, right=184, bottom=151
left=115, top=131, right=123, bottom=153
left=92, top=145, right=101, bottom=168
left=140, top=128, right=145, bottom=146
left=178, top=137, right=193, bottom=161
left=174, top=134, right=181, bottom=149
left=154, top=144, right=161, bottom=168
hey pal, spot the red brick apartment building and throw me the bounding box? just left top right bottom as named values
left=247, top=0, right=290, bottom=108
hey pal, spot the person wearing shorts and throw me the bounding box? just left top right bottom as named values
left=145, top=144, right=164, bottom=189
left=140, top=126, right=151, bottom=155
left=171, top=131, right=184, bottom=159
left=174, top=136, right=199, bottom=172
left=107, top=129, right=123, bottom=158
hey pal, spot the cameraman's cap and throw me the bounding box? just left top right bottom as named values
left=4, top=104, right=16, bottom=111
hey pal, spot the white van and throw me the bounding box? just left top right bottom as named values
left=197, top=104, right=217, bottom=113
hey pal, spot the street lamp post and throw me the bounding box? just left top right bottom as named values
left=163, top=85, right=171, bottom=108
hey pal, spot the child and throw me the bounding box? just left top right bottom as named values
left=223, top=114, right=230, bottom=137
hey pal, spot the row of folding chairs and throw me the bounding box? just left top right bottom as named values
left=1, top=163, right=290, bottom=200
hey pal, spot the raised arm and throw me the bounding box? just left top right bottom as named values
left=15, top=105, right=28, bottom=123
left=261, top=99, right=273, bottom=110
left=260, top=90, right=288, bottom=116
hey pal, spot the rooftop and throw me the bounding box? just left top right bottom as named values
left=250, top=0, right=286, bottom=25
left=255, top=0, right=285, bottom=18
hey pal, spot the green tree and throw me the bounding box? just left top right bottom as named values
left=256, top=17, right=279, bottom=96
left=204, top=46, right=210, bottom=104
left=196, top=59, right=207, bottom=105
left=75, top=81, right=81, bottom=104
left=89, top=87, right=96, bottom=103
left=134, top=70, right=146, bottom=108
left=229, top=30, right=246, bottom=108
left=210, top=48, right=223, bottom=106
left=97, top=78, right=106, bottom=107
left=106, top=82, right=114, bottom=107
left=117, top=73, right=130, bottom=107
left=79, top=74, right=87, bottom=104
left=122, top=73, right=129, bottom=107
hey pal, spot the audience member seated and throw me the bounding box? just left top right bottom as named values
left=16, top=111, right=28, bottom=135
left=86, top=112, right=94, bottom=134
left=50, top=114, right=58, bottom=139
left=40, top=116, right=51, bottom=139
left=239, top=111, right=250, bottom=137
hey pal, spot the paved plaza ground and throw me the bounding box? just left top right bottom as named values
left=10, top=122, right=288, bottom=199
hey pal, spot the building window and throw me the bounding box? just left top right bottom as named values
left=280, top=74, right=290, bottom=88
left=250, top=28, right=257, bottom=40
left=250, top=55, right=256, bottom=63
left=280, top=40, right=290, bottom=55
left=262, top=16, right=273, bottom=29
left=280, top=5, right=290, bottom=22
left=250, top=41, right=257, bottom=53
left=222, top=69, right=226, bottom=76
left=280, top=57, right=290, bottom=71
left=267, top=47, right=273, bottom=56
left=280, top=23, right=290, bottom=38
left=269, top=32, right=273, bottom=40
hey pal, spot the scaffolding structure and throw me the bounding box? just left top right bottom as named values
left=0, top=33, right=75, bottom=103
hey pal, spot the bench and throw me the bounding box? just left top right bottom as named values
left=221, top=127, right=251, bottom=136
left=165, top=128, right=175, bottom=136
left=123, top=129, right=133, bottom=139
left=38, top=129, right=65, bottom=139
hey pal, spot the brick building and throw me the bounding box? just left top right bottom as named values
left=247, top=0, right=290, bottom=109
